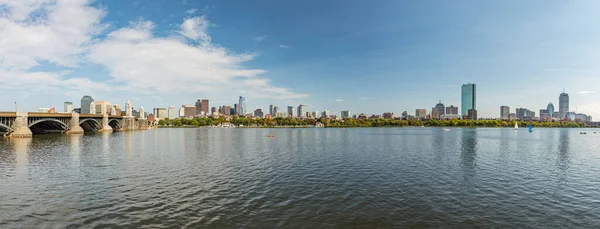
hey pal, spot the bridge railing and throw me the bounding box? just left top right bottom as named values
left=0, top=112, right=16, bottom=117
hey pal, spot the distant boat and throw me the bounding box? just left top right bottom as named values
left=443, top=128, right=450, bottom=131
left=528, top=123, right=533, bottom=132
left=514, top=122, right=519, bottom=130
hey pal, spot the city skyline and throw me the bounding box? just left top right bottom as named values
left=1, top=1, right=600, bottom=118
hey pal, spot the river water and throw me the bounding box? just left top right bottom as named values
left=1, top=128, right=600, bottom=228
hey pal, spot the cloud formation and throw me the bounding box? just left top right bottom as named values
left=335, top=99, right=344, bottom=102
left=279, top=44, right=290, bottom=49
left=579, top=91, right=596, bottom=94
left=253, top=35, right=268, bottom=41
left=0, top=0, right=308, bottom=104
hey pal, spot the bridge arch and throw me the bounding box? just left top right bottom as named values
left=108, top=119, right=122, bottom=130
left=80, top=118, right=101, bottom=132
left=0, top=123, right=13, bottom=132
left=28, top=118, right=69, bottom=134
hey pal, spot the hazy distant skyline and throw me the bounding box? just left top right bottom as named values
left=1, top=0, right=599, bottom=118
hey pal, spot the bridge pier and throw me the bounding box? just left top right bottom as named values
left=66, top=112, right=84, bottom=135
left=121, top=116, right=136, bottom=131
left=138, top=118, right=148, bottom=130
left=9, top=112, right=32, bottom=138
left=99, top=114, right=113, bottom=132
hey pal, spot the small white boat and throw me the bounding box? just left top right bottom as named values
left=514, top=122, right=519, bottom=130
left=443, top=128, right=450, bottom=131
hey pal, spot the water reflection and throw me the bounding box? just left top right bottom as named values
left=69, top=134, right=82, bottom=163
left=556, top=129, right=571, bottom=183
left=11, top=138, right=32, bottom=169
left=460, top=129, right=478, bottom=184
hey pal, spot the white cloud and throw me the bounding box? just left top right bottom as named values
left=579, top=91, right=596, bottom=94
left=179, top=16, right=211, bottom=42
left=335, top=99, right=344, bottom=102
left=186, top=8, right=197, bottom=14
left=253, top=35, right=268, bottom=42
left=279, top=44, right=289, bottom=49
left=358, top=97, right=369, bottom=100
left=0, top=0, right=308, bottom=107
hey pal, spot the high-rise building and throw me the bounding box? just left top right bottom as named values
left=80, top=95, right=94, bottom=114
left=195, top=99, right=203, bottom=115
left=179, top=107, right=185, bottom=117
left=64, top=101, right=73, bottom=113
left=516, top=108, right=535, bottom=120
left=341, top=110, right=351, bottom=119
left=467, top=109, right=478, bottom=120
left=89, top=101, right=96, bottom=114
left=321, top=110, right=330, bottom=118
left=224, top=105, right=231, bottom=115
left=559, top=91, right=569, bottom=118
left=168, top=106, right=176, bottom=119
left=269, top=105, right=275, bottom=117
left=239, top=96, right=246, bottom=116
left=445, top=105, right=458, bottom=115
left=230, top=107, right=235, bottom=115
left=539, top=109, right=550, bottom=121
left=94, top=101, right=112, bottom=115
left=415, top=109, right=427, bottom=119
left=183, top=104, right=196, bottom=117
left=254, top=109, right=264, bottom=118
left=211, top=107, right=217, bottom=114
left=234, top=103, right=239, bottom=115
left=297, top=105, right=307, bottom=118
left=383, top=112, right=395, bottom=119
left=547, top=103, right=555, bottom=118
left=431, top=108, right=439, bottom=120
left=312, top=111, right=318, bottom=118
left=500, top=106, right=510, bottom=120
left=287, top=106, right=295, bottom=117
left=434, top=101, right=445, bottom=119
left=273, top=106, right=279, bottom=115
left=461, top=83, right=476, bottom=115
left=201, top=99, right=209, bottom=114
left=154, top=108, right=167, bottom=119
left=402, top=111, right=408, bottom=119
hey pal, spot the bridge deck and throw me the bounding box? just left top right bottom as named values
left=0, top=112, right=122, bottom=118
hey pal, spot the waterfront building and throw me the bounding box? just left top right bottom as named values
left=467, top=109, right=478, bottom=120
left=210, top=107, right=216, bottom=115
left=559, top=91, right=569, bottom=118
left=287, top=106, right=295, bottom=117
left=239, top=96, right=246, bottom=116
left=224, top=105, right=232, bottom=116
left=179, top=107, right=185, bottom=117
left=341, top=110, right=351, bottom=119
left=461, top=83, right=476, bottom=115
left=415, top=109, right=427, bottom=119
left=401, top=111, right=408, bottom=119
left=311, top=111, right=318, bottom=118
left=254, top=109, right=264, bottom=118
left=273, top=106, right=279, bottom=115
left=434, top=101, right=445, bottom=119
left=500, top=106, right=510, bottom=120
left=440, top=114, right=461, bottom=119
left=431, top=108, right=439, bottom=120
left=383, top=112, right=395, bottom=119
left=234, top=104, right=239, bottom=115
left=94, top=101, right=112, bottom=115
left=195, top=99, right=203, bottom=115
left=269, top=105, right=275, bottom=117
left=445, top=105, right=459, bottom=115
left=230, top=107, right=235, bottom=115
left=508, top=113, right=516, bottom=120
left=322, top=110, right=330, bottom=118
left=80, top=95, right=94, bottom=114
left=168, top=106, right=176, bottom=119
left=89, top=101, right=96, bottom=114
left=201, top=99, right=209, bottom=114
left=183, top=104, right=196, bottom=117
left=64, top=102, right=73, bottom=113
left=547, top=103, right=555, bottom=118
left=539, top=109, right=550, bottom=121
left=297, top=105, right=307, bottom=118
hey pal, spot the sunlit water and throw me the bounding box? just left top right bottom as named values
left=1, top=128, right=600, bottom=228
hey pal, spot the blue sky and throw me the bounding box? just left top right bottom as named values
left=1, top=0, right=600, bottom=118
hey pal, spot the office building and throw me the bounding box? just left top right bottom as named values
left=434, top=101, right=445, bottom=119
left=500, top=106, right=510, bottom=120
left=112, top=104, right=121, bottom=116
left=383, top=112, right=395, bottom=119
left=234, top=103, right=239, bottom=115
left=269, top=105, right=275, bottom=117
left=168, top=106, right=176, bottom=119
left=254, top=109, right=263, bottom=118
left=559, top=91, right=569, bottom=118
left=155, top=108, right=167, bottom=119
left=287, top=106, right=295, bottom=117
left=341, top=110, right=351, bottom=119
left=539, top=109, right=550, bottom=121
left=238, top=96, right=246, bottom=116
left=64, top=101, right=73, bottom=113
left=195, top=99, right=202, bottom=115
left=415, top=109, right=427, bottom=119
left=516, top=108, right=535, bottom=120
left=312, top=111, right=318, bottom=118
left=201, top=99, right=209, bottom=114
left=321, top=110, right=330, bottom=118
left=508, top=113, right=516, bottom=120
left=179, top=107, right=185, bottom=117
left=223, top=105, right=231, bottom=115
left=467, top=109, right=478, bottom=120
left=74, top=108, right=81, bottom=113
left=80, top=95, right=94, bottom=114
left=461, top=83, right=476, bottom=115
left=89, top=101, right=96, bottom=114
left=431, top=108, right=439, bottom=120
left=211, top=107, right=217, bottom=115
left=445, top=105, right=459, bottom=115
left=297, top=105, right=307, bottom=118
left=94, top=101, right=112, bottom=115
left=230, top=107, right=235, bottom=115
left=183, top=104, right=196, bottom=117
left=547, top=103, right=555, bottom=118
left=401, top=111, right=408, bottom=119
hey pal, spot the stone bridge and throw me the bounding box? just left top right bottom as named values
left=0, top=112, right=149, bottom=138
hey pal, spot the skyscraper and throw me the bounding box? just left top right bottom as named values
left=195, top=99, right=203, bottom=115
left=461, top=83, right=476, bottom=115
left=183, top=104, right=196, bottom=117
left=64, top=101, right=73, bottom=113
left=500, top=106, right=510, bottom=120
left=415, top=109, right=427, bottom=119
left=269, top=105, right=275, bottom=116
left=341, top=110, right=351, bottom=119
left=445, top=105, right=459, bottom=115
left=559, top=91, right=569, bottom=118
left=273, top=106, right=279, bottom=115
left=297, top=105, right=307, bottom=118
left=234, top=103, right=239, bottom=115
left=238, top=96, right=246, bottom=116
left=287, top=106, right=295, bottom=117
left=168, top=106, right=176, bottom=119
left=80, top=95, right=94, bottom=114
left=434, top=101, right=445, bottom=119
left=201, top=99, right=209, bottom=115
left=547, top=103, right=555, bottom=118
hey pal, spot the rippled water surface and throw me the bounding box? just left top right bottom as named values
left=2, top=128, right=600, bottom=228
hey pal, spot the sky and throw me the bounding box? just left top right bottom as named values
left=1, top=0, right=600, bottom=119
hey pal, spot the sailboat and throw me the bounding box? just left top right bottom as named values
left=528, top=123, right=533, bottom=132
left=514, top=122, right=519, bottom=130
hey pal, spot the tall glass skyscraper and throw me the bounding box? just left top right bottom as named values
left=559, top=92, right=569, bottom=118
left=547, top=103, right=555, bottom=118
left=80, top=95, right=94, bottom=114
left=461, top=84, right=476, bottom=116
left=238, top=96, right=246, bottom=116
